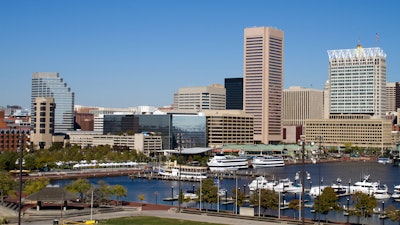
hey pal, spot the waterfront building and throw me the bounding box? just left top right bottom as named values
left=173, top=84, right=226, bottom=110
left=323, top=81, right=330, bottom=119
left=224, top=78, right=243, bottom=110
left=386, top=82, right=400, bottom=113
left=328, top=45, right=387, bottom=118
left=283, top=86, right=323, bottom=127
left=30, top=97, right=55, bottom=149
left=243, top=26, right=284, bottom=144
left=203, top=110, right=253, bottom=148
left=305, top=114, right=392, bottom=150
left=0, top=110, right=30, bottom=152
left=66, top=131, right=162, bottom=157
left=31, top=72, right=75, bottom=133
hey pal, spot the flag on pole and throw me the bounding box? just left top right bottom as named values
left=375, top=33, right=379, bottom=43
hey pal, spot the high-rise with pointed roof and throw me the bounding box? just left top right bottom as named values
left=328, top=45, right=387, bottom=118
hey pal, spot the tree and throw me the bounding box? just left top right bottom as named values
left=351, top=191, right=378, bottom=221
left=138, top=194, right=145, bottom=206
left=113, top=184, right=127, bottom=206
left=314, top=187, right=339, bottom=222
left=66, top=178, right=91, bottom=202
left=92, top=180, right=113, bottom=205
left=232, top=187, right=246, bottom=212
left=197, top=178, right=217, bottom=211
left=288, top=199, right=300, bottom=219
left=0, top=172, right=16, bottom=204
left=23, top=178, right=50, bottom=195
left=250, top=189, right=278, bottom=216
left=386, top=205, right=400, bottom=225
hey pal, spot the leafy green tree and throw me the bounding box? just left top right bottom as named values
left=92, top=180, right=113, bottom=205
left=138, top=194, right=145, bottom=206
left=314, top=187, right=339, bottom=222
left=113, top=184, right=127, bottom=206
left=0, top=152, right=18, bottom=171
left=386, top=205, right=400, bottom=225
left=351, top=192, right=378, bottom=218
left=0, top=172, right=16, bottom=204
left=288, top=199, right=300, bottom=219
left=23, top=178, right=50, bottom=195
left=250, top=189, right=278, bottom=216
left=66, top=178, right=91, bottom=202
left=197, top=178, right=217, bottom=211
left=232, top=187, right=246, bottom=212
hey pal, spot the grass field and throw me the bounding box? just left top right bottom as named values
left=99, top=216, right=223, bottom=225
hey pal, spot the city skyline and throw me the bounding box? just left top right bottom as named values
left=1, top=0, right=399, bottom=109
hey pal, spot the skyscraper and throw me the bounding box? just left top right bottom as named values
left=225, top=78, right=243, bottom=110
left=386, top=82, right=400, bottom=113
left=283, top=86, right=323, bottom=127
left=173, top=84, right=226, bottom=110
left=328, top=45, right=387, bottom=118
left=243, top=27, right=284, bottom=144
left=30, top=97, right=55, bottom=149
left=31, top=72, right=75, bottom=133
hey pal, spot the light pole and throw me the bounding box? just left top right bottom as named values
left=346, top=198, right=350, bottom=224
left=177, top=133, right=182, bottom=212
left=300, top=139, right=306, bottom=225
left=171, top=186, right=174, bottom=205
left=317, top=135, right=323, bottom=225
left=18, top=133, right=24, bottom=225
left=155, top=191, right=159, bottom=205
left=199, top=178, right=202, bottom=211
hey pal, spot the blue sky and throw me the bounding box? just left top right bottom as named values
left=1, top=0, right=399, bottom=108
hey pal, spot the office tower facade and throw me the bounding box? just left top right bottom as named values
left=225, top=78, right=243, bottom=110
left=283, top=86, right=323, bottom=126
left=31, top=72, right=75, bottom=133
left=386, top=82, right=400, bottom=112
left=323, top=81, right=331, bottom=119
left=173, top=85, right=226, bottom=110
left=30, top=97, right=55, bottom=149
left=243, top=27, right=284, bottom=144
left=328, top=45, right=387, bottom=118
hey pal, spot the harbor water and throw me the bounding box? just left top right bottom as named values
left=52, top=161, right=400, bottom=225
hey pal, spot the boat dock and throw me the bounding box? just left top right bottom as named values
left=130, top=170, right=268, bottom=182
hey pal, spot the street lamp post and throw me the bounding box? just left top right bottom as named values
left=301, top=140, right=305, bottom=225
left=346, top=198, right=350, bottom=224
left=171, top=186, right=174, bottom=205
left=18, top=133, right=24, bottom=225
left=178, top=133, right=182, bottom=212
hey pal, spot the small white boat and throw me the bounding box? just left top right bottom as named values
left=377, top=157, right=393, bottom=164
left=391, top=185, right=400, bottom=201
left=248, top=176, right=277, bottom=191
left=373, top=184, right=391, bottom=199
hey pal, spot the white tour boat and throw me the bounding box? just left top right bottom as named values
left=251, top=155, right=285, bottom=168
left=207, top=153, right=249, bottom=172
left=158, top=164, right=208, bottom=180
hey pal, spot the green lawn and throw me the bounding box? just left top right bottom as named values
left=99, top=216, right=223, bottom=225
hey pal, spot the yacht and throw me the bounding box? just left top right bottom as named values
left=373, top=184, right=391, bottom=199
left=207, top=153, right=249, bottom=172
left=251, top=155, right=285, bottom=168
left=391, top=185, right=400, bottom=201
left=274, top=178, right=302, bottom=193
left=349, top=175, right=379, bottom=195
left=248, top=176, right=277, bottom=191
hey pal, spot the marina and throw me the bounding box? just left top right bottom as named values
left=52, top=160, right=400, bottom=225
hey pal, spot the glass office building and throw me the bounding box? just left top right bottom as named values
left=103, top=114, right=207, bottom=149
left=31, top=72, right=75, bottom=133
